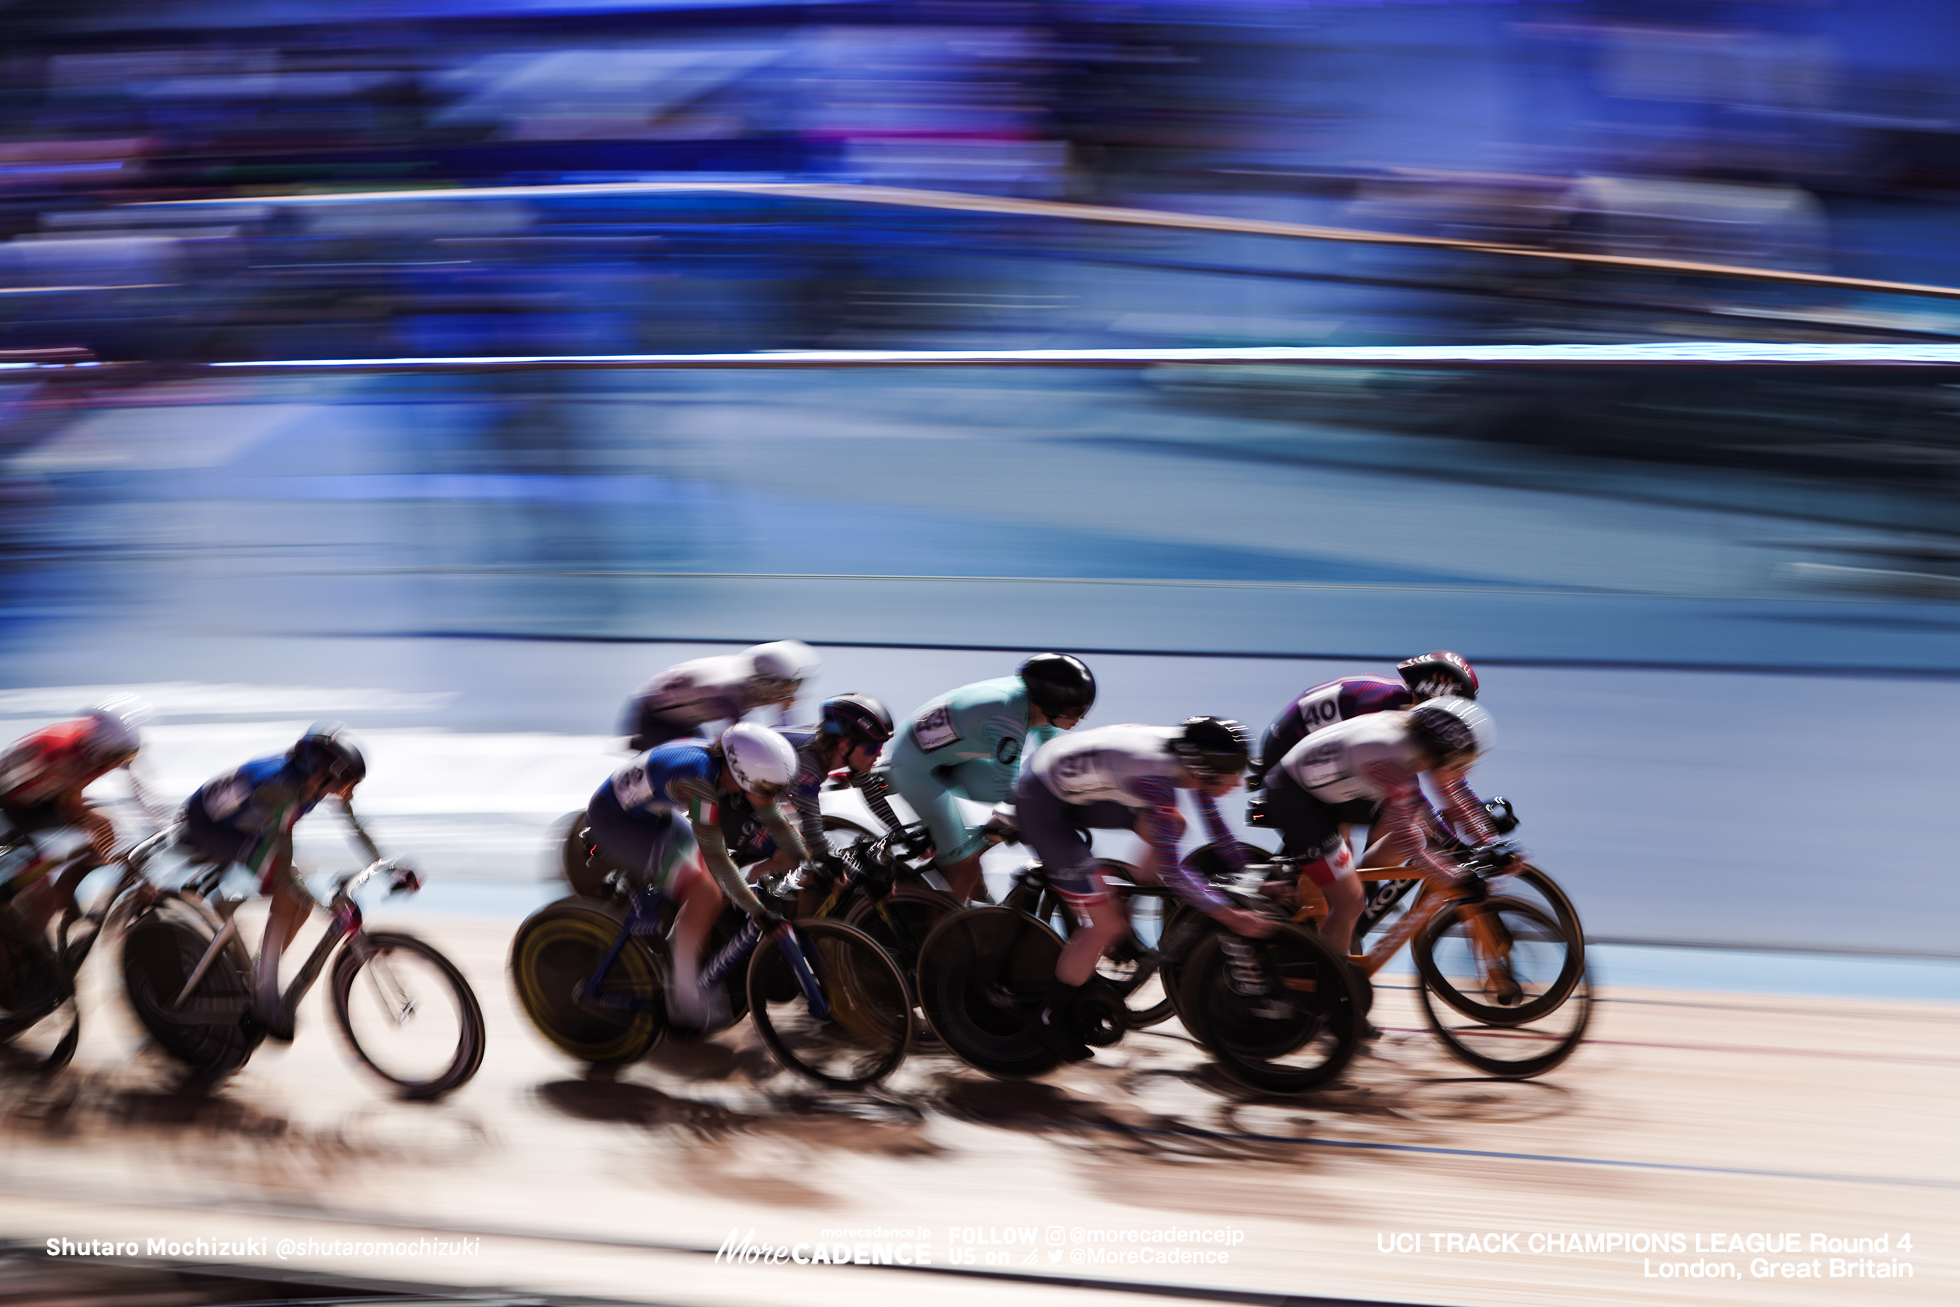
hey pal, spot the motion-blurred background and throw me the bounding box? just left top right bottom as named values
left=2, top=0, right=1957, bottom=958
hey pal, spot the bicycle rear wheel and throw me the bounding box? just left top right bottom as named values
left=747, top=919, right=912, bottom=1088
left=915, top=907, right=1065, bottom=1077
left=0, top=918, right=78, bottom=1072
left=1413, top=896, right=1591, bottom=1079
left=510, top=897, right=664, bottom=1067
left=119, top=899, right=258, bottom=1076
left=333, top=932, right=486, bottom=1099
left=1178, top=922, right=1360, bottom=1094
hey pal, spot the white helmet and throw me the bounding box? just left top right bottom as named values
left=720, top=722, right=798, bottom=799
left=1406, top=696, right=1494, bottom=766
left=745, top=640, right=819, bottom=699
left=81, top=695, right=150, bottom=764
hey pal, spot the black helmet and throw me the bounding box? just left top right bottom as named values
left=1018, top=653, right=1096, bottom=717
left=820, top=692, right=894, bottom=747
left=1396, top=650, right=1479, bottom=702
left=1170, top=716, right=1251, bottom=780
left=1406, top=698, right=1494, bottom=767
left=290, top=721, right=367, bottom=787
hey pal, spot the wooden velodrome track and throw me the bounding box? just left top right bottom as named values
left=0, top=910, right=1950, bottom=1307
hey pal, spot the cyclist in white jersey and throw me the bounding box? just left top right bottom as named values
left=1268, top=697, right=1501, bottom=955
left=620, top=641, right=819, bottom=751
left=1016, top=718, right=1272, bottom=1061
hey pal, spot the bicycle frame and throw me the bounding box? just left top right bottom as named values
left=576, top=887, right=832, bottom=1022
left=168, top=863, right=384, bottom=1021
left=1287, top=863, right=1518, bottom=984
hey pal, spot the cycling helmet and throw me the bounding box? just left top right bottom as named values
left=1405, top=697, right=1494, bottom=767
left=1396, top=650, right=1479, bottom=702
left=720, top=722, right=798, bottom=799
left=746, top=640, right=820, bottom=700
left=1170, top=716, right=1251, bottom=780
left=820, top=693, right=894, bottom=748
left=1018, top=653, right=1096, bottom=717
left=80, top=696, right=148, bottom=765
left=290, top=721, right=367, bottom=787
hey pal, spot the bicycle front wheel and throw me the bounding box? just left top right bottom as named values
left=1412, top=893, right=1582, bottom=1026
left=746, top=919, right=913, bottom=1088
left=1178, top=922, right=1361, bottom=1094
left=332, top=932, right=486, bottom=1100
left=1413, top=896, right=1590, bottom=1078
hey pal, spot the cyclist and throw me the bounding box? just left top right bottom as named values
left=584, top=722, right=805, bottom=1028
left=713, top=694, right=904, bottom=912
left=1265, top=697, right=1502, bottom=959
left=180, top=723, right=398, bottom=1041
left=1015, top=717, right=1274, bottom=1062
left=1, top=698, right=159, bottom=934
left=881, top=654, right=1095, bottom=904
left=1252, top=650, right=1479, bottom=791
left=620, top=641, right=820, bottom=752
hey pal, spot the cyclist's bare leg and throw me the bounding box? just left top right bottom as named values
left=939, top=852, right=986, bottom=904
left=251, top=878, right=312, bottom=1035
left=1055, top=899, right=1127, bottom=986
left=666, top=862, right=724, bottom=1005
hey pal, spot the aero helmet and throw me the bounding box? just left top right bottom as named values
left=1018, top=653, right=1096, bottom=717
left=720, top=722, right=798, bottom=799
left=746, top=640, right=820, bottom=700
left=1405, top=697, right=1494, bottom=767
left=80, top=696, right=148, bottom=765
left=1170, top=716, right=1252, bottom=780
left=820, top=693, right=894, bottom=748
left=291, top=722, right=367, bottom=786
left=1395, top=650, right=1479, bottom=702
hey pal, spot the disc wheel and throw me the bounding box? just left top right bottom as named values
left=333, top=932, right=486, bottom=1100
left=1413, top=896, right=1592, bottom=1079
left=915, top=907, right=1065, bottom=1077
left=746, top=919, right=913, bottom=1088
left=1178, top=921, right=1361, bottom=1094
left=119, top=899, right=258, bottom=1076
left=510, top=897, right=664, bottom=1067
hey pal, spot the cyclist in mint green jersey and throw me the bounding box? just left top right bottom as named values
left=881, top=654, right=1094, bottom=902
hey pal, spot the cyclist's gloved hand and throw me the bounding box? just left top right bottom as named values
left=753, top=906, right=791, bottom=935
left=386, top=857, right=422, bottom=895
left=1469, top=840, right=1525, bottom=875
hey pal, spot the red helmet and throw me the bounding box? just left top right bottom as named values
left=1396, top=651, right=1479, bottom=702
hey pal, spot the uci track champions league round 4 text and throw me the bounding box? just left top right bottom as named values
left=715, top=1223, right=1247, bottom=1270
left=1377, top=1230, right=1917, bottom=1283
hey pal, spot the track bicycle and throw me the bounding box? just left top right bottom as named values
left=0, top=825, right=176, bottom=1073
left=509, top=880, right=913, bottom=1089
left=913, top=854, right=1362, bottom=1086
left=1227, top=839, right=1591, bottom=1080
left=118, top=845, right=486, bottom=1098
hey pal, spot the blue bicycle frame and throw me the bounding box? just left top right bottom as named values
left=575, top=887, right=831, bottom=1022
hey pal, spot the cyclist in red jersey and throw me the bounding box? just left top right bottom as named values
left=0, top=698, right=157, bottom=933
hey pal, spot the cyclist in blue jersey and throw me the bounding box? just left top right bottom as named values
left=882, top=654, right=1094, bottom=903
left=181, top=723, right=405, bottom=1041
left=585, top=722, right=805, bottom=1028
left=1015, top=717, right=1273, bottom=1062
